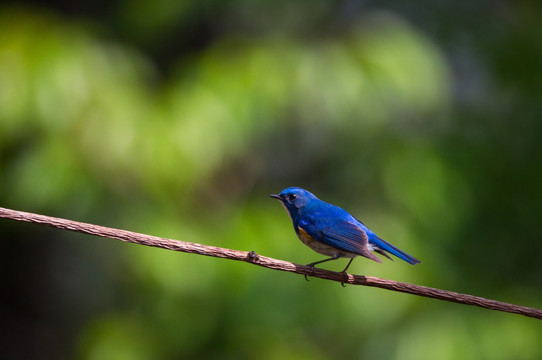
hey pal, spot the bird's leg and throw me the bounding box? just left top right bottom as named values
left=340, top=258, right=354, bottom=274
left=307, top=257, right=339, bottom=267
left=304, top=256, right=340, bottom=281
left=340, top=258, right=354, bottom=287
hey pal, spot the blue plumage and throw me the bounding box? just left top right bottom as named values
left=270, top=187, right=420, bottom=273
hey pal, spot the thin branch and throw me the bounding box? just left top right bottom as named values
left=1, top=206, right=541, bottom=320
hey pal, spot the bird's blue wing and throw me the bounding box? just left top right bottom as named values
left=299, top=217, right=369, bottom=255
left=295, top=201, right=383, bottom=263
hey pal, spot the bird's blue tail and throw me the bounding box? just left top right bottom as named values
left=371, top=236, right=421, bottom=265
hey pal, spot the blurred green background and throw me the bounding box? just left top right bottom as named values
left=1, top=1, right=542, bottom=359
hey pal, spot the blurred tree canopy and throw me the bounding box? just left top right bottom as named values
left=1, top=1, right=542, bottom=359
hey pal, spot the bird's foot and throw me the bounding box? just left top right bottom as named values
left=304, top=264, right=316, bottom=281
left=340, top=270, right=349, bottom=287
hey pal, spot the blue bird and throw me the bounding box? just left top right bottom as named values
left=270, top=187, right=420, bottom=275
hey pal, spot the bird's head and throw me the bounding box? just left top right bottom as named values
left=269, top=187, right=317, bottom=216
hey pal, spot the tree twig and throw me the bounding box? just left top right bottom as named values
left=1, top=206, right=541, bottom=320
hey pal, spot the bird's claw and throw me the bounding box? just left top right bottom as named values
left=304, top=264, right=316, bottom=281
left=341, top=271, right=349, bottom=287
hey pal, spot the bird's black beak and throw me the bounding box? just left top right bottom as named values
left=269, top=194, right=281, bottom=200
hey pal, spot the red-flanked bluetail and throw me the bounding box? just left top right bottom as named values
left=270, top=187, right=420, bottom=274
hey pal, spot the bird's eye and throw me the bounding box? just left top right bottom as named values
left=288, top=194, right=297, bottom=201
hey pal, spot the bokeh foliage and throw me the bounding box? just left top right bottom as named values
left=1, top=1, right=542, bottom=359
